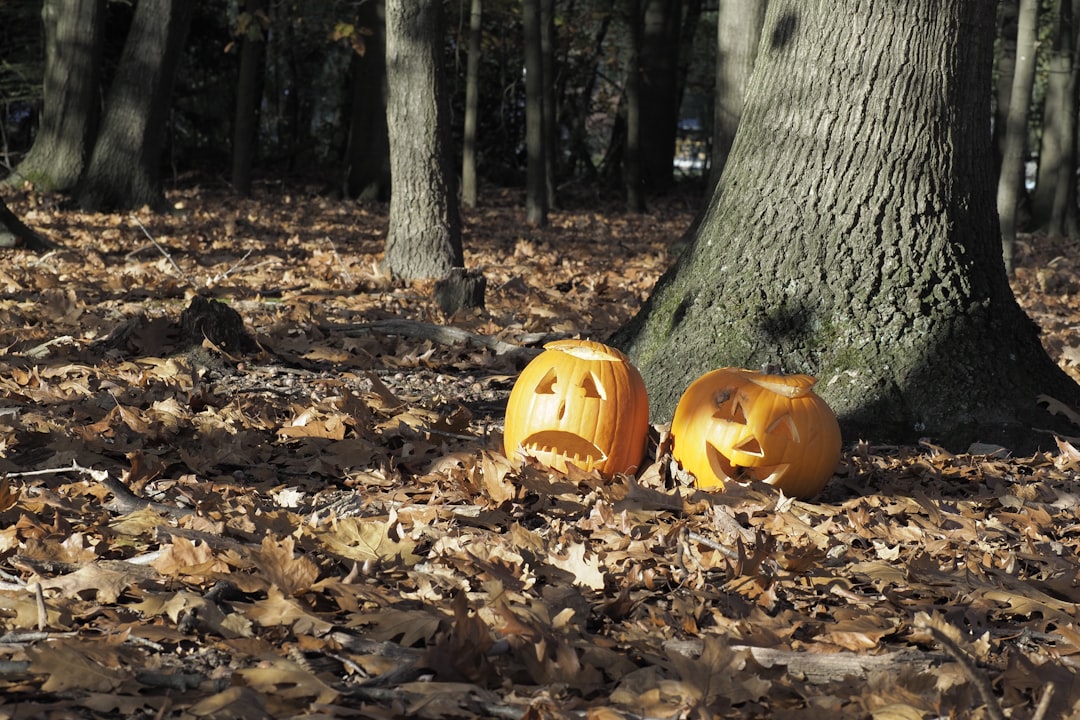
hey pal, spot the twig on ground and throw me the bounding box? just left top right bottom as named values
left=915, top=613, right=1005, bottom=720
left=208, top=247, right=255, bottom=286
left=31, top=582, right=46, bottom=631
left=23, top=335, right=76, bottom=360
left=128, top=214, right=194, bottom=287
left=325, top=237, right=354, bottom=285
left=1032, top=683, right=1055, bottom=720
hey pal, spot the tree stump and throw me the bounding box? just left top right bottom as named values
left=433, top=267, right=486, bottom=314
left=178, top=296, right=257, bottom=353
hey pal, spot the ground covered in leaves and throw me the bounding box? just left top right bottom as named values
left=0, top=184, right=1080, bottom=719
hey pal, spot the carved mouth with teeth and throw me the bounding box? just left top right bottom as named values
left=520, top=431, right=607, bottom=472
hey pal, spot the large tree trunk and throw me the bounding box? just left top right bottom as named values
left=344, top=0, right=390, bottom=202
left=996, top=0, right=1039, bottom=272
left=383, top=0, right=462, bottom=280
left=75, top=0, right=193, bottom=212
left=523, top=0, right=548, bottom=226
left=710, top=0, right=766, bottom=190
left=8, top=0, right=104, bottom=192
left=230, top=0, right=268, bottom=197
left=612, top=1, right=1080, bottom=452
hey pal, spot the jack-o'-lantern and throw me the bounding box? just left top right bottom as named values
left=670, top=368, right=841, bottom=498
left=503, top=339, right=649, bottom=477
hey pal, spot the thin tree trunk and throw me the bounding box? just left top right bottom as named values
left=540, top=0, right=557, bottom=210
left=625, top=0, right=644, bottom=212
left=231, top=0, right=268, bottom=197
left=461, top=0, right=482, bottom=208
left=523, top=0, right=548, bottom=226
left=344, top=0, right=389, bottom=201
left=1032, top=0, right=1080, bottom=237
left=997, top=0, right=1039, bottom=272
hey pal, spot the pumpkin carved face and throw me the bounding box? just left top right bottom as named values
left=670, top=368, right=841, bottom=498
left=503, top=339, right=649, bottom=477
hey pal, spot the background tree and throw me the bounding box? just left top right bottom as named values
left=75, top=0, right=194, bottom=211
left=1031, top=0, right=1080, bottom=238
left=540, top=0, right=557, bottom=210
left=638, top=0, right=699, bottom=193
left=231, top=0, right=268, bottom=196
left=383, top=0, right=462, bottom=280
left=523, top=0, right=548, bottom=226
left=624, top=0, right=645, bottom=212
left=8, top=0, right=104, bottom=192
left=613, top=1, right=1080, bottom=450
left=343, top=0, right=390, bottom=201
left=461, top=0, right=482, bottom=208
left=996, top=0, right=1039, bottom=273
left=710, top=0, right=766, bottom=189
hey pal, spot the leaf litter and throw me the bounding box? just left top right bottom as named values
left=0, top=186, right=1077, bottom=718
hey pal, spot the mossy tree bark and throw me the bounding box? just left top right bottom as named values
left=612, top=1, right=1080, bottom=452
left=75, top=0, right=193, bottom=212
left=8, top=0, right=104, bottom=192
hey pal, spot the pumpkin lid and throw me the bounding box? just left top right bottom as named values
left=543, top=338, right=631, bottom=363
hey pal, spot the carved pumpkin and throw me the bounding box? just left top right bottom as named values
left=503, top=339, right=649, bottom=477
left=670, top=368, right=841, bottom=498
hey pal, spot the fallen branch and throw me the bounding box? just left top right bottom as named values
left=5, top=461, right=193, bottom=519
left=663, top=638, right=950, bottom=685
left=323, top=319, right=560, bottom=358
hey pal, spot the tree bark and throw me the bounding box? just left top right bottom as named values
left=625, top=0, right=645, bottom=212
left=612, top=1, right=1080, bottom=452
left=345, top=0, right=390, bottom=202
left=993, top=0, right=1018, bottom=178
left=461, top=0, right=482, bottom=208
left=638, top=0, right=683, bottom=193
left=1031, top=0, right=1080, bottom=238
left=8, top=0, right=104, bottom=192
left=710, top=0, right=766, bottom=190
left=75, top=0, right=194, bottom=212
left=384, top=0, right=463, bottom=280
left=523, top=0, right=548, bottom=226
left=231, top=0, right=268, bottom=197
left=540, top=0, right=558, bottom=210
left=996, top=0, right=1038, bottom=273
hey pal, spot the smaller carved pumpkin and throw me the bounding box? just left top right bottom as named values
left=503, top=339, right=649, bottom=477
left=670, top=368, right=841, bottom=498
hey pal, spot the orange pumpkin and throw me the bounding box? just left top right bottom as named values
left=670, top=368, right=841, bottom=498
left=503, top=339, right=649, bottom=477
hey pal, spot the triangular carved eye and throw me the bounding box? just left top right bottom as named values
left=580, top=372, right=605, bottom=399
left=730, top=399, right=749, bottom=424
left=536, top=368, right=558, bottom=394
left=766, top=414, right=800, bottom=442
left=735, top=435, right=763, bottom=456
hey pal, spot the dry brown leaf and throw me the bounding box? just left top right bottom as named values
left=26, top=642, right=126, bottom=693
left=252, top=534, right=319, bottom=595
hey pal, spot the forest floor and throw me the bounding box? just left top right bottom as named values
left=0, top=183, right=1079, bottom=719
